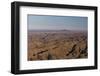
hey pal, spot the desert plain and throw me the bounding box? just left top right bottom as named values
left=28, top=30, right=88, bottom=61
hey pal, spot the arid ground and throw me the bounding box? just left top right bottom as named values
left=28, top=30, right=88, bottom=61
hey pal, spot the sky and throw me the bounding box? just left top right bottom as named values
left=28, top=15, right=88, bottom=31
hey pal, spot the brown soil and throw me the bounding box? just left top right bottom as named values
left=28, top=30, right=88, bottom=61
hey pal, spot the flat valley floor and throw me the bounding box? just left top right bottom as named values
left=28, top=30, right=88, bottom=61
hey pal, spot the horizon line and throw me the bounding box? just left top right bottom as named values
left=28, top=29, right=87, bottom=31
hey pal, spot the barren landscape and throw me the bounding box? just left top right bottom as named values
left=28, top=30, right=88, bottom=61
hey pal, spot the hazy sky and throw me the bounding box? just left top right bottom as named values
left=28, top=15, right=87, bottom=31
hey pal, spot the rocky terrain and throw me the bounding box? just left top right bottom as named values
left=28, top=30, right=88, bottom=61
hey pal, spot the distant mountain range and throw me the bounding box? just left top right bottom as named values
left=29, top=29, right=71, bottom=32
left=28, top=29, right=87, bottom=33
